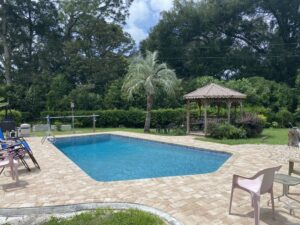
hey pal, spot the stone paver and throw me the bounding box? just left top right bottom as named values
left=0, top=131, right=300, bottom=225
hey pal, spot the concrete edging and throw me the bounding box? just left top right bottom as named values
left=0, top=202, right=183, bottom=225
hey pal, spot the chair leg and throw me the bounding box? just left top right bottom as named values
left=20, top=157, right=31, bottom=171
left=0, top=167, right=4, bottom=175
left=270, top=190, right=275, bottom=219
left=28, top=151, right=40, bottom=169
left=253, top=195, right=260, bottom=225
left=14, top=164, right=19, bottom=182
left=229, top=186, right=234, bottom=214
left=9, top=164, right=15, bottom=180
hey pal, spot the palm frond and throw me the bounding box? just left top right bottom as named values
left=122, top=50, right=180, bottom=100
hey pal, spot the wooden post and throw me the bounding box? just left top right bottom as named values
left=240, top=101, right=243, bottom=116
left=204, top=101, right=208, bottom=135
left=186, top=100, right=190, bottom=134
left=227, top=101, right=232, bottom=124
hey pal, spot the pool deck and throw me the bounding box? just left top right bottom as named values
left=1, top=131, right=300, bottom=225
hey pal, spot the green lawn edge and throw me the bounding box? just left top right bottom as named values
left=32, top=127, right=288, bottom=145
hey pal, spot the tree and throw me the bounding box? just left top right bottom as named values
left=141, top=0, right=300, bottom=86
left=122, top=51, right=180, bottom=132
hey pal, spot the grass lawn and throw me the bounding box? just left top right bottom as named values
left=32, top=127, right=145, bottom=137
left=196, top=128, right=288, bottom=145
left=41, top=209, right=166, bottom=225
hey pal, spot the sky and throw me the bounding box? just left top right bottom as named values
left=124, top=0, right=174, bottom=45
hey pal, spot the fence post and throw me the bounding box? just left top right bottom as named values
left=93, top=114, right=96, bottom=132
left=47, top=115, right=51, bottom=135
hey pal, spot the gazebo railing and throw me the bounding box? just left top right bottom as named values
left=189, top=116, right=232, bottom=132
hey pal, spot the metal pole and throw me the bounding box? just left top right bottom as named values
left=71, top=102, right=75, bottom=133
left=47, top=115, right=51, bottom=135
left=72, top=107, right=74, bottom=133
left=93, top=114, right=96, bottom=132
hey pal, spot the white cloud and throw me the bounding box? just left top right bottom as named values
left=124, top=26, right=148, bottom=45
left=149, top=0, right=173, bottom=12
left=127, top=0, right=150, bottom=25
left=125, top=0, right=174, bottom=45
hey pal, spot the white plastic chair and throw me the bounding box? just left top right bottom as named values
left=0, top=152, right=19, bottom=182
left=229, top=166, right=281, bottom=225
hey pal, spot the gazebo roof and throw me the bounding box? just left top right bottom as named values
left=184, top=83, right=246, bottom=100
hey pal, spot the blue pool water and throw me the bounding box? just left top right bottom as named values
left=54, top=134, right=231, bottom=182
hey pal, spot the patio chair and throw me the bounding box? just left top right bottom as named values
left=229, top=166, right=281, bottom=225
left=0, top=128, right=40, bottom=171
left=18, top=138, right=40, bottom=170
left=0, top=150, right=19, bottom=182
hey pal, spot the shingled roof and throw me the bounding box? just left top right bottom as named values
left=184, top=83, right=246, bottom=100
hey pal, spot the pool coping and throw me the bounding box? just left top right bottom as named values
left=50, top=132, right=237, bottom=183
left=0, top=202, right=183, bottom=225
left=54, top=133, right=232, bottom=157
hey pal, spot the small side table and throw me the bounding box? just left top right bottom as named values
left=272, top=173, right=300, bottom=215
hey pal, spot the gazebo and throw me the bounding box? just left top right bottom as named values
left=184, top=83, right=246, bottom=135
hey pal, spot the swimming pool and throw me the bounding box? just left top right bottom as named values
left=54, top=134, right=231, bottom=182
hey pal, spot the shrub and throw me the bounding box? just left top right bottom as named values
left=275, top=108, right=294, bottom=127
left=257, top=114, right=267, bottom=127
left=19, top=112, right=33, bottom=122
left=235, top=113, right=264, bottom=137
left=54, top=121, right=63, bottom=131
left=0, top=110, right=22, bottom=124
left=209, top=123, right=246, bottom=139
left=151, top=108, right=185, bottom=127
left=271, top=121, right=279, bottom=128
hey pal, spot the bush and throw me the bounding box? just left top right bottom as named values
left=0, top=110, right=22, bottom=124
left=151, top=108, right=185, bottom=127
left=271, top=121, right=279, bottom=128
left=257, top=114, right=267, bottom=127
left=275, top=108, right=294, bottom=127
left=208, top=123, right=246, bottom=139
left=54, top=121, right=63, bottom=131
left=235, top=113, right=264, bottom=137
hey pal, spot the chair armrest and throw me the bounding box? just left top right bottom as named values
left=289, top=158, right=300, bottom=163
left=233, top=174, right=251, bottom=180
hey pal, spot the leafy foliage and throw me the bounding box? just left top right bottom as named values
left=235, top=113, right=265, bottom=137
left=208, top=123, right=246, bottom=139
left=141, top=0, right=300, bottom=85
left=275, top=108, right=294, bottom=127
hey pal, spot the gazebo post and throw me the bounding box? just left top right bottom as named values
left=239, top=101, right=243, bottom=115
left=204, top=101, right=208, bottom=135
left=186, top=100, right=190, bottom=134
left=227, top=101, right=232, bottom=124
left=197, top=101, right=201, bottom=117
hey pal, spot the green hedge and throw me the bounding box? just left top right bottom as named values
left=40, top=108, right=187, bottom=128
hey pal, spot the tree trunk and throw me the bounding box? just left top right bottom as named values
left=144, top=95, right=153, bottom=133
left=1, top=1, right=12, bottom=85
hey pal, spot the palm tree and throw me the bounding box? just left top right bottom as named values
left=122, top=51, right=180, bottom=133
